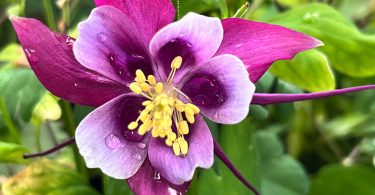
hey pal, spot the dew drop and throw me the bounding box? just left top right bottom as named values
left=153, top=171, right=161, bottom=180
left=105, top=134, right=123, bottom=149
left=235, top=43, right=243, bottom=48
left=133, top=153, right=142, bottom=160
left=65, top=37, right=74, bottom=48
left=97, top=32, right=107, bottom=42
left=24, top=48, right=39, bottom=64
left=122, top=129, right=144, bottom=142
left=108, top=53, right=116, bottom=62
left=137, top=143, right=146, bottom=149
left=193, top=95, right=209, bottom=106
left=74, top=82, right=78, bottom=87
left=170, top=39, right=177, bottom=43
left=303, top=12, right=320, bottom=23
left=179, top=33, right=186, bottom=37
left=186, top=41, right=193, bottom=48
left=130, top=54, right=145, bottom=61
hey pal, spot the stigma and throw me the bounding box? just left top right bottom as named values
left=127, top=56, right=200, bottom=156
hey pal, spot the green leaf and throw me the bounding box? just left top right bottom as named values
left=270, top=50, right=335, bottom=92
left=0, top=44, right=23, bottom=63
left=2, top=159, right=100, bottom=195
left=0, top=68, right=45, bottom=122
left=0, top=142, right=29, bottom=164
left=276, top=0, right=308, bottom=7
left=257, top=132, right=309, bottom=195
left=103, top=176, right=133, bottom=195
left=309, top=165, right=375, bottom=195
left=32, top=93, right=61, bottom=122
left=189, top=120, right=308, bottom=195
left=267, top=3, right=375, bottom=78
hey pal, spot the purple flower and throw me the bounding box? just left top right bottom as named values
left=12, top=0, right=375, bottom=194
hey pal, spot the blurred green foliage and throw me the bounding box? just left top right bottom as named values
left=1, top=0, right=375, bottom=195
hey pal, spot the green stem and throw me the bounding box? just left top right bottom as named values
left=217, top=0, right=229, bottom=19
left=233, top=2, right=249, bottom=18
left=245, top=0, right=264, bottom=18
left=62, top=0, right=70, bottom=32
left=35, top=123, right=42, bottom=152
left=18, top=0, right=26, bottom=17
left=43, top=0, right=57, bottom=31
left=62, top=100, right=88, bottom=180
left=0, top=97, right=21, bottom=144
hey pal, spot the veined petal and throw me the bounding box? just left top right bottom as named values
left=10, top=17, right=127, bottom=107
left=251, top=85, right=375, bottom=105
left=74, top=6, right=155, bottom=84
left=216, top=18, right=323, bottom=83
left=150, top=13, right=223, bottom=82
left=76, top=94, right=149, bottom=179
left=148, top=115, right=214, bottom=185
left=95, top=0, right=175, bottom=43
left=181, top=54, right=255, bottom=124
left=127, top=159, right=190, bottom=195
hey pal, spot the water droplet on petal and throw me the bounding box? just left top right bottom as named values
left=133, top=153, right=142, bottom=160
left=97, top=32, right=107, bottom=42
left=122, top=129, right=144, bottom=142
left=74, top=82, right=78, bottom=87
left=65, top=37, right=74, bottom=48
left=179, top=33, right=186, bottom=37
left=137, top=143, right=146, bottom=149
left=24, top=48, right=39, bottom=64
left=186, top=41, right=193, bottom=48
left=105, top=134, right=123, bottom=149
left=170, top=39, right=177, bottom=43
left=235, top=44, right=243, bottom=48
left=153, top=171, right=161, bottom=180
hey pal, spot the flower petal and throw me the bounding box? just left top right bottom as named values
left=10, top=17, right=127, bottom=107
left=148, top=115, right=214, bottom=185
left=127, top=159, right=190, bottom=195
left=251, top=85, right=375, bottom=105
left=94, top=0, right=175, bottom=43
left=75, top=94, right=149, bottom=179
left=216, top=18, right=323, bottom=83
left=150, top=13, right=223, bottom=81
left=181, top=54, right=255, bottom=124
left=74, top=6, right=155, bottom=84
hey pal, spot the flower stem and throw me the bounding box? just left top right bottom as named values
left=232, top=2, right=249, bottom=18
left=214, top=139, right=260, bottom=195
left=62, top=100, right=88, bottom=179
left=23, top=137, right=75, bottom=159
left=217, top=0, right=229, bottom=19
left=252, top=85, right=375, bottom=105
left=43, top=0, right=57, bottom=31
left=0, top=97, right=21, bottom=144
left=18, top=0, right=26, bottom=17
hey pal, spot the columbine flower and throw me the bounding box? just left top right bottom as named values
left=13, top=0, right=375, bottom=194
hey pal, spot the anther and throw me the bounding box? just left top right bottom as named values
left=128, top=122, right=138, bottom=130
left=129, top=83, right=142, bottom=94
left=136, top=69, right=146, bottom=82
left=155, top=82, right=164, bottom=93
left=171, top=56, right=183, bottom=69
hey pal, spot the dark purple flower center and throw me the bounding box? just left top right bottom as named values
left=182, top=74, right=227, bottom=108
left=157, top=38, right=195, bottom=77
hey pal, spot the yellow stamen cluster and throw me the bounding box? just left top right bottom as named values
left=127, top=56, right=200, bottom=156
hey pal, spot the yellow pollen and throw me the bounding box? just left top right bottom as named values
left=127, top=57, right=200, bottom=156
